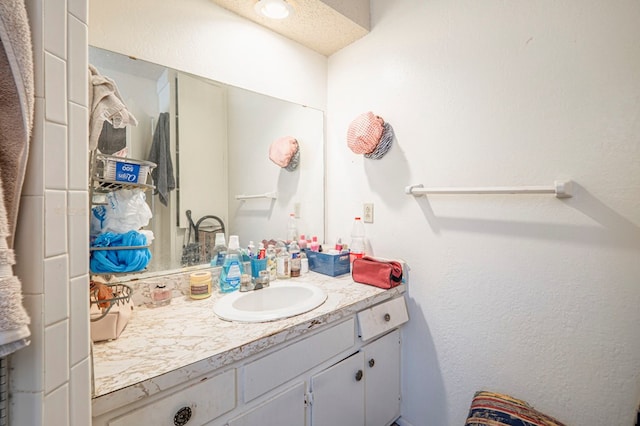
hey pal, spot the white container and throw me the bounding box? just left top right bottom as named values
left=349, top=217, right=365, bottom=264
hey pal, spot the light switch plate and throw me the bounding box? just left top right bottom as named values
left=363, top=203, right=373, bottom=223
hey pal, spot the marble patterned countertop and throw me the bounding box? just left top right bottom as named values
left=91, top=271, right=406, bottom=416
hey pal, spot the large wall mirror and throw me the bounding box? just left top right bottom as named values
left=89, top=46, right=325, bottom=275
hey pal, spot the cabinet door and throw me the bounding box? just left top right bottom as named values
left=364, top=329, right=401, bottom=426
left=310, top=352, right=365, bottom=426
left=228, top=382, right=306, bottom=426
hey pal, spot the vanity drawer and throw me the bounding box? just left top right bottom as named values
left=357, top=296, right=408, bottom=341
left=243, top=317, right=355, bottom=402
left=108, top=369, right=236, bottom=426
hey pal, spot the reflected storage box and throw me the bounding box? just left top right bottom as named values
left=95, top=153, right=155, bottom=185
left=306, top=250, right=350, bottom=277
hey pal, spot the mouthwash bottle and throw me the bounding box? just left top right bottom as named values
left=219, top=235, right=243, bottom=293
left=211, top=233, right=227, bottom=267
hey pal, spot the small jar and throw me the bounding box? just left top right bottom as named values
left=151, top=283, right=172, bottom=307
left=190, top=271, right=212, bottom=299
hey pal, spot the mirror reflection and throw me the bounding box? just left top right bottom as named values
left=89, top=46, right=325, bottom=275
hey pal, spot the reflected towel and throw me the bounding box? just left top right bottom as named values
left=88, top=64, right=138, bottom=151
left=90, top=231, right=151, bottom=273
left=147, top=112, right=175, bottom=206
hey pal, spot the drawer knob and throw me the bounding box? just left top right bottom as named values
left=384, top=313, right=391, bottom=322
left=355, top=369, right=363, bottom=381
left=368, top=358, right=375, bottom=368
left=174, top=406, right=192, bottom=426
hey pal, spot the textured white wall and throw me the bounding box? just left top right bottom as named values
left=327, top=1, right=640, bottom=425
left=88, top=0, right=327, bottom=111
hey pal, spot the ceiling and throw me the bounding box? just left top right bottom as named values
left=209, top=0, right=370, bottom=56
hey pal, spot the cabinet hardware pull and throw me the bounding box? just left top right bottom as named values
left=174, top=406, right=192, bottom=425
left=368, top=358, right=375, bottom=368
left=384, top=313, right=391, bottom=322
left=355, top=369, right=363, bottom=381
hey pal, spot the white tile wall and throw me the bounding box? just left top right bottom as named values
left=67, top=15, right=87, bottom=106
left=68, top=0, right=88, bottom=24
left=68, top=103, right=88, bottom=190
left=21, top=99, right=45, bottom=196
left=44, top=320, right=69, bottom=394
left=43, top=0, right=66, bottom=60
left=43, top=384, right=70, bottom=425
left=10, top=1, right=91, bottom=425
left=13, top=196, right=44, bottom=294
left=44, top=52, right=67, bottom=124
left=10, top=294, right=44, bottom=392
left=44, top=122, right=68, bottom=189
left=70, top=358, right=91, bottom=426
left=10, top=392, right=43, bottom=425
left=67, top=191, right=88, bottom=277
left=44, top=190, right=68, bottom=257
left=25, top=0, right=44, bottom=98
left=44, top=255, right=69, bottom=325
left=69, top=275, right=89, bottom=366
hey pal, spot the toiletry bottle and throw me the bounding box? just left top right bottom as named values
left=289, top=241, right=301, bottom=278
left=247, top=240, right=256, bottom=258
left=258, top=242, right=266, bottom=259
left=298, top=234, right=307, bottom=250
left=276, top=243, right=290, bottom=279
left=266, top=244, right=277, bottom=281
left=211, top=233, right=227, bottom=267
left=310, top=235, right=319, bottom=252
left=300, top=251, right=309, bottom=274
left=286, top=213, right=298, bottom=243
left=350, top=217, right=365, bottom=264
left=219, top=235, right=244, bottom=292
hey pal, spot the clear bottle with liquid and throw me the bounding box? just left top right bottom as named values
left=349, top=217, right=365, bottom=264
left=219, top=235, right=244, bottom=293
left=289, top=241, right=301, bottom=277
left=286, top=213, right=298, bottom=243
left=276, top=243, right=290, bottom=279
left=211, top=233, right=227, bottom=267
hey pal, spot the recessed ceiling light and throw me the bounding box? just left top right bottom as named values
left=254, top=0, right=293, bottom=20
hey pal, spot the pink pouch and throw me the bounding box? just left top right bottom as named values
left=352, top=256, right=403, bottom=289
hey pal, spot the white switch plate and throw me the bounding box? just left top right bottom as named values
left=294, top=202, right=301, bottom=218
left=363, top=203, right=373, bottom=223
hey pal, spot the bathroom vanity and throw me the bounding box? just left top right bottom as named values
left=91, top=272, right=408, bottom=425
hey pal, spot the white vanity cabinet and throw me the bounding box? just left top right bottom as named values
left=92, top=292, right=408, bottom=426
left=310, top=329, right=401, bottom=426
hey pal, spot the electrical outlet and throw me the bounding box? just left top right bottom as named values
left=363, top=203, right=374, bottom=223
left=294, top=202, right=301, bottom=218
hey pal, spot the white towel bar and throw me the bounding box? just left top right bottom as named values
left=405, top=180, right=572, bottom=198
left=235, top=191, right=278, bottom=201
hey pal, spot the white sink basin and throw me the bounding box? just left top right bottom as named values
left=213, top=281, right=327, bottom=323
